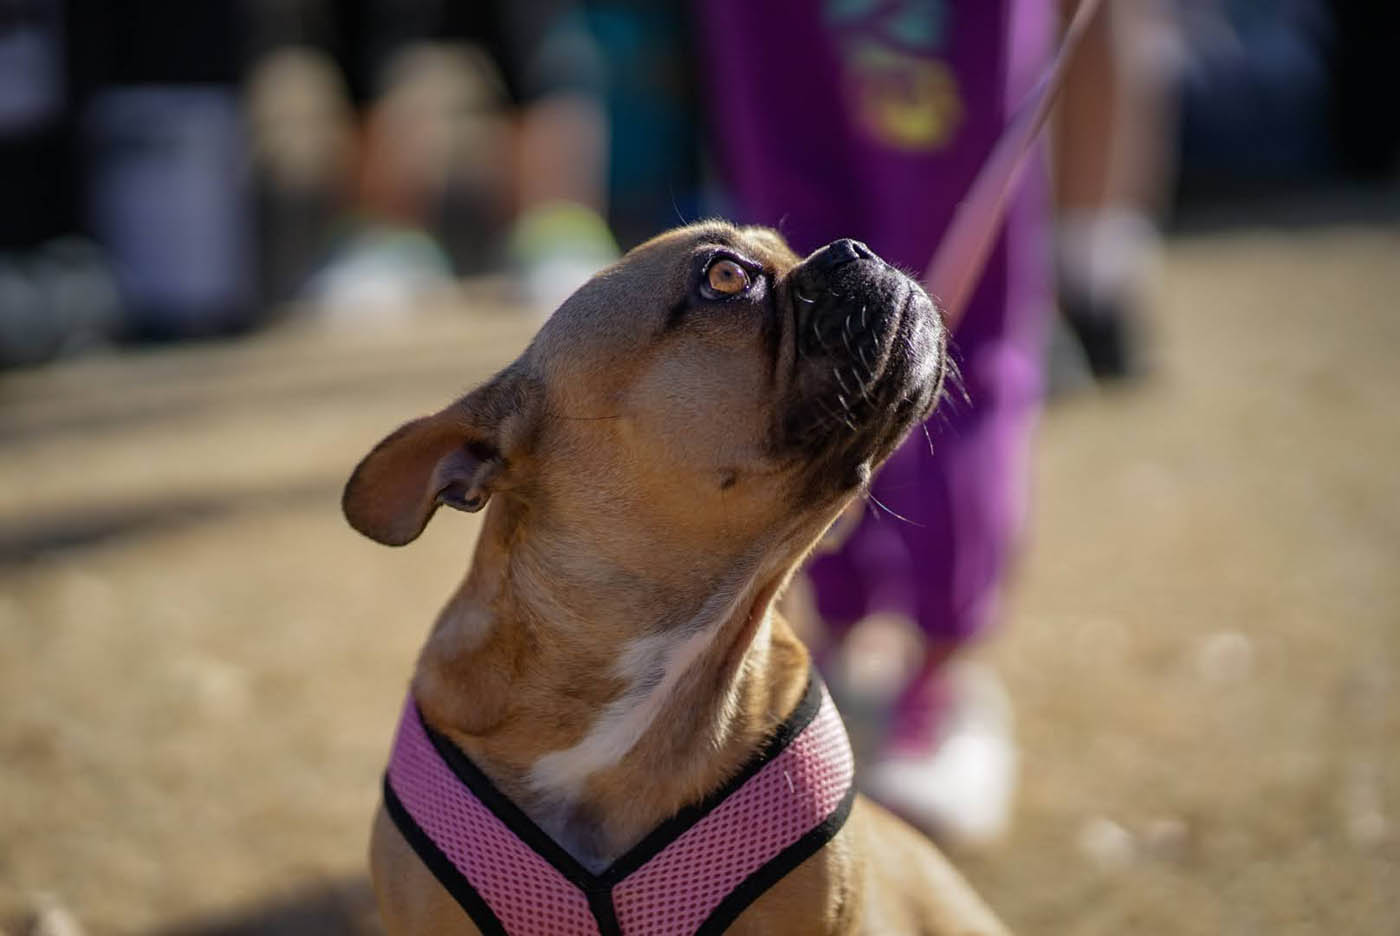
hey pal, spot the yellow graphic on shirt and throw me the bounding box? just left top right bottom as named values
left=845, top=43, right=963, bottom=152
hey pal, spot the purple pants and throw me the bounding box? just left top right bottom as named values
left=698, top=0, right=1053, bottom=650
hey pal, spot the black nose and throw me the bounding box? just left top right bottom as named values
left=809, top=238, right=877, bottom=271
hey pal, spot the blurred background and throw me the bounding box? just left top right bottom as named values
left=1, top=0, right=1396, bottom=933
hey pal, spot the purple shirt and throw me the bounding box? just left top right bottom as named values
left=697, top=0, right=1052, bottom=275
left=698, top=0, right=1055, bottom=646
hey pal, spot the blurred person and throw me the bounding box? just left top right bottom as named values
left=69, top=0, right=256, bottom=341
left=696, top=0, right=1060, bottom=845
left=246, top=0, right=616, bottom=322
left=1054, top=0, right=1180, bottom=381
left=1173, top=0, right=1340, bottom=189
left=584, top=1, right=705, bottom=251
left=244, top=45, right=359, bottom=317
left=0, top=0, right=136, bottom=366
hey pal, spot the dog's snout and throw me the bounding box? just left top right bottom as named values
left=809, top=238, right=877, bottom=271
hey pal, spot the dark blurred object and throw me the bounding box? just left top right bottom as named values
left=1059, top=285, right=1146, bottom=381
left=1329, top=0, right=1400, bottom=178
left=83, top=87, right=253, bottom=341
left=586, top=1, right=703, bottom=249
left=248, top=0, right=602, bottom=111
left=0, top=0, right=74, bottom=249
left=67, top=0, right=254, bottom=341
left=1176, top=0, right=1398, bottom=196
left=0, top=237, right=119, bottom=368
left=0, top=0, right=116, bottom=367
left=1178, top=0, right=1334, bottom=184
left=2, top=0, right=259, bottom=360
left=245, top=48, right=356, bottom=312
left=66, top=0, right=243, bottom=89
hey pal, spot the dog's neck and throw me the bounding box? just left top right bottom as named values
left=411, top=498, right=813, bottom=871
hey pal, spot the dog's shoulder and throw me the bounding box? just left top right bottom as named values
left=850, top=796, right=1011, bottom=936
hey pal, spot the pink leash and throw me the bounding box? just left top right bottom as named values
left=924, top=0, right=1105, bottom=329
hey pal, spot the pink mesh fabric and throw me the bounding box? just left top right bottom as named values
left=610, top=687, right=853, bottom=934
left=387, top=699, right=601, bottom=935
left=386, top=684, right=853, bottom=935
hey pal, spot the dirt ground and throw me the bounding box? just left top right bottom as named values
left=2, top=213, right=1397, bottom=935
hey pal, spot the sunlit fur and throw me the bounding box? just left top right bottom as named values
left=347, top=223, right=1005, bottom=934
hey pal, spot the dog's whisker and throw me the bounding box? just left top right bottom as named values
left=832, top=367, right=853, bottom=397
left=857, top=345, right=874, bottom=379
left=833, top=394, right=858, bottom=431
left=843, top=362, right=875, bottom=403
left=941, top=353, right=971, bottom=409
left=809, top=396, right=855, bottom=434
left=866, top=491, right=924, bottom=527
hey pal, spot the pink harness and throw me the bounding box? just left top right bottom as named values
left=384, top=677, right=854, bottom=935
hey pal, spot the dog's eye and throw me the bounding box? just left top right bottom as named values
left=705, top=259, right=750, bottom=297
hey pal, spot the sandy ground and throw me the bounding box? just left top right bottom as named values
left=1, top=219, right=1397, bottom=935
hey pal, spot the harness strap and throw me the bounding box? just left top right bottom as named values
left=384, top=676, right=854, bottom=935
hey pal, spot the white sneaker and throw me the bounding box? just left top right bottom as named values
left=862, top=661, right=1018, bottom=848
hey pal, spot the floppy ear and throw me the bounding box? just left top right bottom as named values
left=342, top=373, right=535, bottom=546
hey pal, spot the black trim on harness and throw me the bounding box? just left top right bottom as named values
left=419, top=709, right=602, bottom=890
left=418, top=674, right=824, bottom=890
left=695, top=783, right=857, bottom=934
left=382, top=776, right=508, bottom=936
left=586, top=888, right=623, bottom=936
left=392, top=673, right=837, bottom=933
left=600, top=674, right=825, bottom=883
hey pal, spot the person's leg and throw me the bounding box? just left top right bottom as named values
left=1055, top=0, right=1180, bottom=379
left=860, top=139, right=1052, bottom=840
left=465, top=0, right=616, bottom=313
left=776, top=0, right=1052, bottom=844
left=861, top=364, right=1041, bottom=842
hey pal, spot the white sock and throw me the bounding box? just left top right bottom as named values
left=1056, top=210, right=1161, bottom=312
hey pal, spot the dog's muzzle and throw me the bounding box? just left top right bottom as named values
left=776, top=238, right=945, bottom=489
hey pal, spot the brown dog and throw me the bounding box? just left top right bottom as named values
left=344, top=222, right=1009, bottom=935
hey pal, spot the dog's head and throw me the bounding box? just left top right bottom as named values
left=343, top=222, right=944, bottom=579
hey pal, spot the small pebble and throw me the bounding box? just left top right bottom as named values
left=1143, top=816, right=1190, bottom=860
left=1347, top=810, right=1388, bottom=848
left=171, top=656, right=252, bottom=718
left=1343, top=765, right=1389, bottom=849
left=1077, top=816, right=1136, bottom=871
left=27, top=894, right=84, bottom=936
left=1194, top=630, right=1254, bottom=683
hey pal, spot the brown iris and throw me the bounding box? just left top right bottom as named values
left=706, top=258, right=750, bottom=296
